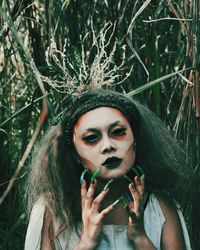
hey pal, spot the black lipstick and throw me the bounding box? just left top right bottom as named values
left=102, top=157, right=122, bottom=169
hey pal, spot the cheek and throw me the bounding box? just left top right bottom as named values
left=74, top=143, right=87, bottom=159
left=73, top=135, right=85, bottom=158
left=127, top=145, right=135, bottom=159
left=74, top=140, right=97, bottom=162
left=119, top=135, right=134, bottom=152
left=124, top=145, right=136, bottom=167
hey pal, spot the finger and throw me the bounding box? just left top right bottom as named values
left=81, top=180, right=87, bottom=208
left=129, top=184, right=141, bottom=214
left=98, top=204, right=114, bottom=221
left=84, top=180, right=97, bottom=209
left=92, top=189, right=109, bottom=211
left=140, top=175, right=145, bottom=191
left=128, top=212, right=137, bottom=223
left=128, top=203, right=140, bottom=223
left=128, top=200, right=134, bottom=210
left=134, top=176, right=144, bottom=197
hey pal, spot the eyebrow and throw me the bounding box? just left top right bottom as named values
left=84, top=121, right=122, bottom=133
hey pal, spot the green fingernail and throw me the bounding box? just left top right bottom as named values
left=132, top=167, right=140, bottom=178
left=91, top=169, right=101, bottom=184
left=136, top=165, right=145, bottom=176
left=124, top=175, right=135, bottom=188
left=80, top=168, right=89, bottom=184
left=131, top=183, right=135, bottom=189
left=103, top=179, right=114, bottom=191
left=112, top=198, right=120, bottom=208
left=119, top=196, right=128, bottom=208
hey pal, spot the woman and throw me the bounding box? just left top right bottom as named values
left=24, top=89, right=191, bottom=249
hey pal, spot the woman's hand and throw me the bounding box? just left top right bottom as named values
left=127, top=175, right=146, bottom=242
left=127, top=176, right=156, bottom=249
left=75, top=180, right=113, bottom=250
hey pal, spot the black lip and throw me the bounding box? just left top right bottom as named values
left=102, top=157, right=122, bottom=169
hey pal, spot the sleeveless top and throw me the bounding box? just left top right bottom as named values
left=24, top=193, right=192, bottom=250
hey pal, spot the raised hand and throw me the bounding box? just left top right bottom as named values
left=75, top=180, right=113, bottom=250
left=127, top=175, right=146, bottom=242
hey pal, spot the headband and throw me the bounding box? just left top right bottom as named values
left=62, top=89, right=139, bottom=145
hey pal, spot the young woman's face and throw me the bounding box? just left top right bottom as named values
left=73, top=107, right=136, bottom=179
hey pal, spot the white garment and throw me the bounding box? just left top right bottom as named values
left=24, top=193, right=192, bottom=250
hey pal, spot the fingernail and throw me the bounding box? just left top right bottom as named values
left=91, top=179, right=96, bottom=185
left=130, top=183, right=136, bottom=189
left=80, top=168, right=89, bottom=185
left=103, top=179, right=114, bottom=191
left=136, top=165, right=145, bottom=176
left=119, top=197, right=128, bottom=208
left=124, top=192, right=133, bottom=202
left=91, top=169, right=101, bottom=184
left=141, top=174, right=145, bottom=180
left=112, top=199, right=120, bottom=208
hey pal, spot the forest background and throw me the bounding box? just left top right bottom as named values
left=0, top=0, right=199, bottom=249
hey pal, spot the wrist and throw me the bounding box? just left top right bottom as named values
left=74, top=237, right=97, bottom=250
left=130, top=234, right=156, bottom=250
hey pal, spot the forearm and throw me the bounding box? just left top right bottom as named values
left=74, top=243, right=93, bottom=250
left=131, top=234, right=157, bottom=250
left=74, top=237, right=97, bottom=250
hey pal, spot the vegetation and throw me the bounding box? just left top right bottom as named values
left=0, top=0, right=199, bottom=249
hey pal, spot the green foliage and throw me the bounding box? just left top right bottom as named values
left=0, top=0, right=199, bottom=249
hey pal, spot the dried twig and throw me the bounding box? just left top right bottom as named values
left=42, top=22, right=133, bottom=94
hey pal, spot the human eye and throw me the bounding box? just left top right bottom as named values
left=112, top=127, right=127, bottom=137
left=82, top=134, right=99, bottom=144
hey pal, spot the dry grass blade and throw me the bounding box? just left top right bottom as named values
left=0, top=99, right=48, bottom=205
left=126, top=0, right=151, bottom=35
left=0, top=2, right=49, bottom=205
left=127, top=67, right=194, bottom=97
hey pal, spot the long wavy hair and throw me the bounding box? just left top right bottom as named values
left=25, top=90, right=187, bottom=233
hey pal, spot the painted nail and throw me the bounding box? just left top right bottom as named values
left=141, top=174, right=145, bottom=180
left=112, top=198, right=121, bottom=208
left=124, top=175, right=135, bottom=188
left=103, top=179, right=114, bottom=191
left=136, top=165, right=145, bottom=177
left=91, top=169, right=101, bottom=184
left=132, top=167, right=140, bottom=177
left=80, top=168, right=89, bottom=185
left=124, top=192, right=133, bottom=202
left=119, top=196, right=128, bottom=208
left=131, top=183, right=136, bottom=189
left=136, top=175, right=140, bottom=182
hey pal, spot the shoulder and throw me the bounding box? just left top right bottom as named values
left=155, top=193, right=187, bottom=250
left=154, top=193, right=179, bottom=219
left=25, top=199, right=54, bottom=250
left=40, top=206, right=55, bottom=249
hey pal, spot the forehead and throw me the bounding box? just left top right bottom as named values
left=74, top=107, right=129, bottom=132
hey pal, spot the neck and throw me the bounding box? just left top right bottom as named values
left=95, top=177, right=127, bottom=199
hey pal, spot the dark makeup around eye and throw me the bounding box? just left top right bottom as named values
left=81, top=121, right=127, bottom=144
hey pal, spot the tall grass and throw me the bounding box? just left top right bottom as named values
left=0, top=1, right=199, bottom=249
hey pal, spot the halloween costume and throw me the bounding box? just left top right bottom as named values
left=25, top=88, right=192, bottom=249
left=25, top=193, right=191, bottom=250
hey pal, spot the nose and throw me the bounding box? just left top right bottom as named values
left=101, top=135, right=116, bottom=154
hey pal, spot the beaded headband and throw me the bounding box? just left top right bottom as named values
left=62, top=89, right=139, bottom=145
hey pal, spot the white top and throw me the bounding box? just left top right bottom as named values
left=25, top=193, right=192, bottom=250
